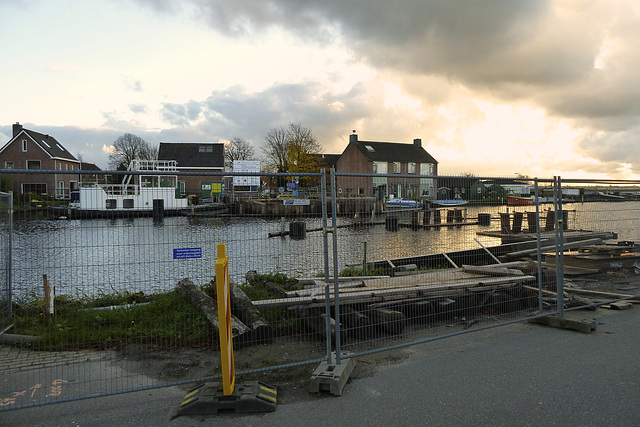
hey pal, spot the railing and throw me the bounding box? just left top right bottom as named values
left=1, top=170, right=639, bottom=411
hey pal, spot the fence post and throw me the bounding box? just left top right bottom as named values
left=7, top=191, right=12, bottom=326
left=321, top=170, right=332, bottom=364
left=534, top=179, right=544, bottom=313
left=553, top=177, right=565, bottom=317
left=330, top=168, right=342, bottom=365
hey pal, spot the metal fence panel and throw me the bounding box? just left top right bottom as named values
left=0, top=191, right=11, bottom=336
left=2, top=169, right=640, bottom=411
left=1, top=170, right=330, bottom=410
left=330, top=173, right=558, bottom=357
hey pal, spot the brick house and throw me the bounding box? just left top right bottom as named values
left=335, top=132, right=438, bottom=200
left=0, top=122, right=80, bottom=199
left=157, top=142, right=225, bottom=197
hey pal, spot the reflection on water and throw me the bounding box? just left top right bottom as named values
left=8, top=202, right=639, bottom=299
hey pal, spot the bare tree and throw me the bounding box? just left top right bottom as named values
left=108, top=133, right=157, bottom=170
left=286, top=122, right=322, bottom=175
left=262, top=123, right=322, bottom=186
left=262, top=126, right=289, bottom=173
left=225, top=137, right=255, bottom=170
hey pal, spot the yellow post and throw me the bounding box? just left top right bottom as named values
left=215, top=243, right=235, bottom=395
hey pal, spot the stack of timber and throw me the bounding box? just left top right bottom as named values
left=541, top=241, right=640, bottom=275
left=176, top=278, right=273, bottom=348
left=254, top=263, right=537, bottom=342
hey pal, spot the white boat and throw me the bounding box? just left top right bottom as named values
left=430, top=199, right=469, bottom=206
left=66, top=160, right=189, bottom=217
left=386, top=198, right=420, bottom=209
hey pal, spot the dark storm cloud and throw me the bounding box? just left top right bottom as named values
left=137, top=0, right=621, bottom=118
left=136, top=0, right=640, bottom=174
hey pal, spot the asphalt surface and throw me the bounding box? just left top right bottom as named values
left=3, top=307, right=639, bottom=427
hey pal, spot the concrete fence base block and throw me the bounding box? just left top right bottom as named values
left=309, top=352, right=356, bottom=396
left=529, top=315, right=597, bottom=333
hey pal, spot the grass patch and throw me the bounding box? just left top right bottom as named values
left=11, top=290, right=214, bottom=351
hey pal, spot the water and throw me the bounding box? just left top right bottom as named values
left=7, top=202, right=639, bottom=300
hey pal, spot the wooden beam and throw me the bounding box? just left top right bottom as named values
left=254, top=275, right=535, bottom=308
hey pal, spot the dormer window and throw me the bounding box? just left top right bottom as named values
left=22, top=140, right=27, bottom=152
left=199, top=145, right=213, bottom=153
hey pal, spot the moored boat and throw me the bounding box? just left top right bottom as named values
left=386, top=198, right=420, bottom=209
left=49, top=160, right=189, bottom=218
left=430, top=199, right=469, bottom=206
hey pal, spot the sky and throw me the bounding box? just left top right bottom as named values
left=1, top=0, right=639, bottom=179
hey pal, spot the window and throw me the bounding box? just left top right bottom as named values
left=123, top=199, right=134, bottom=209
left=22, top=140, right=27, bottom=152
left=27, top=160, right=41, bottom=170
left=22, top=183, right=47, bottom=195
left=365, top=145, right=375, bottom=152
left=408, top=162, right=416, bottom=174
left=105, top=199, right=117, bottom=209
left=5, top=161, right=13, bottom=169
left=373, top=161, right=387, bottom=174
left=199, top=145, right=213, bottom=153
left=393, top=162, right=401, bottom=173
left=421, top=163, right=434, bottom=176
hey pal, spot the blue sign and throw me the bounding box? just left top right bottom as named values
left=173, top=247, right=202, bottom=260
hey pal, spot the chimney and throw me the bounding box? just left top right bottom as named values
left=349, top=130, right=358, bottom=143
left=413, top=138, right=422, bottom=147
left=13, top=122, right=23, bottom=137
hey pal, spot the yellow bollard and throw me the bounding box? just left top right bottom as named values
left=215, top=243, right=235, bottom=395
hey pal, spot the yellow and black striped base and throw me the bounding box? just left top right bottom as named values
left=172, top=381, right=277, bottom=418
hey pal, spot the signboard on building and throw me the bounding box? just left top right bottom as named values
left=233, top=160, right=261, bottom=187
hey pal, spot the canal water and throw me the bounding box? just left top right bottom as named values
left=8, top=202, right=639, bottom=300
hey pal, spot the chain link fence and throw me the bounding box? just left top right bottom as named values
left=1, top=169, right=639, bottom=411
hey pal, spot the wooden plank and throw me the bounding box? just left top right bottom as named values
left=562, top=287, right=640, bottom=302
left=253, top=275, right=535, bottom=308
left=442, top=253, right=458, bottom=268
left=505, top=238, right=603, bottom=258
left=480, top=261, right=530, bottom=268
left=461, top=265, right=524, bottom=276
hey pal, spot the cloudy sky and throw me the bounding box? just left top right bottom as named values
left=1, top=0, right=639, bottom=179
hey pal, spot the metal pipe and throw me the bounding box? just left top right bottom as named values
left=534, top=179, right=543, bottom=312
left=320, top=171, right=332, bottom=364
left=330, top=167, right=342, bottom=365
left=557, top=176, right=565, bottom=317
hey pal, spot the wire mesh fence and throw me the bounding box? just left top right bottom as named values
left=1, top=169, right=639, bottom=411
left=0, top=191, right=11, bottom=336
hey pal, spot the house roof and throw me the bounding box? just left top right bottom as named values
left=314, top=153, right=341, bottom=168
left=1, top=125, right=77, bottom=161
left=351, top=139, right=438, bottom=164
left=157, top=142, right=224, bottom=168
left=79, top=161, right=101, bottom=171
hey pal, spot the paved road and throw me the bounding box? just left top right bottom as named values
left=3, top=308, right=639, bottom=426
